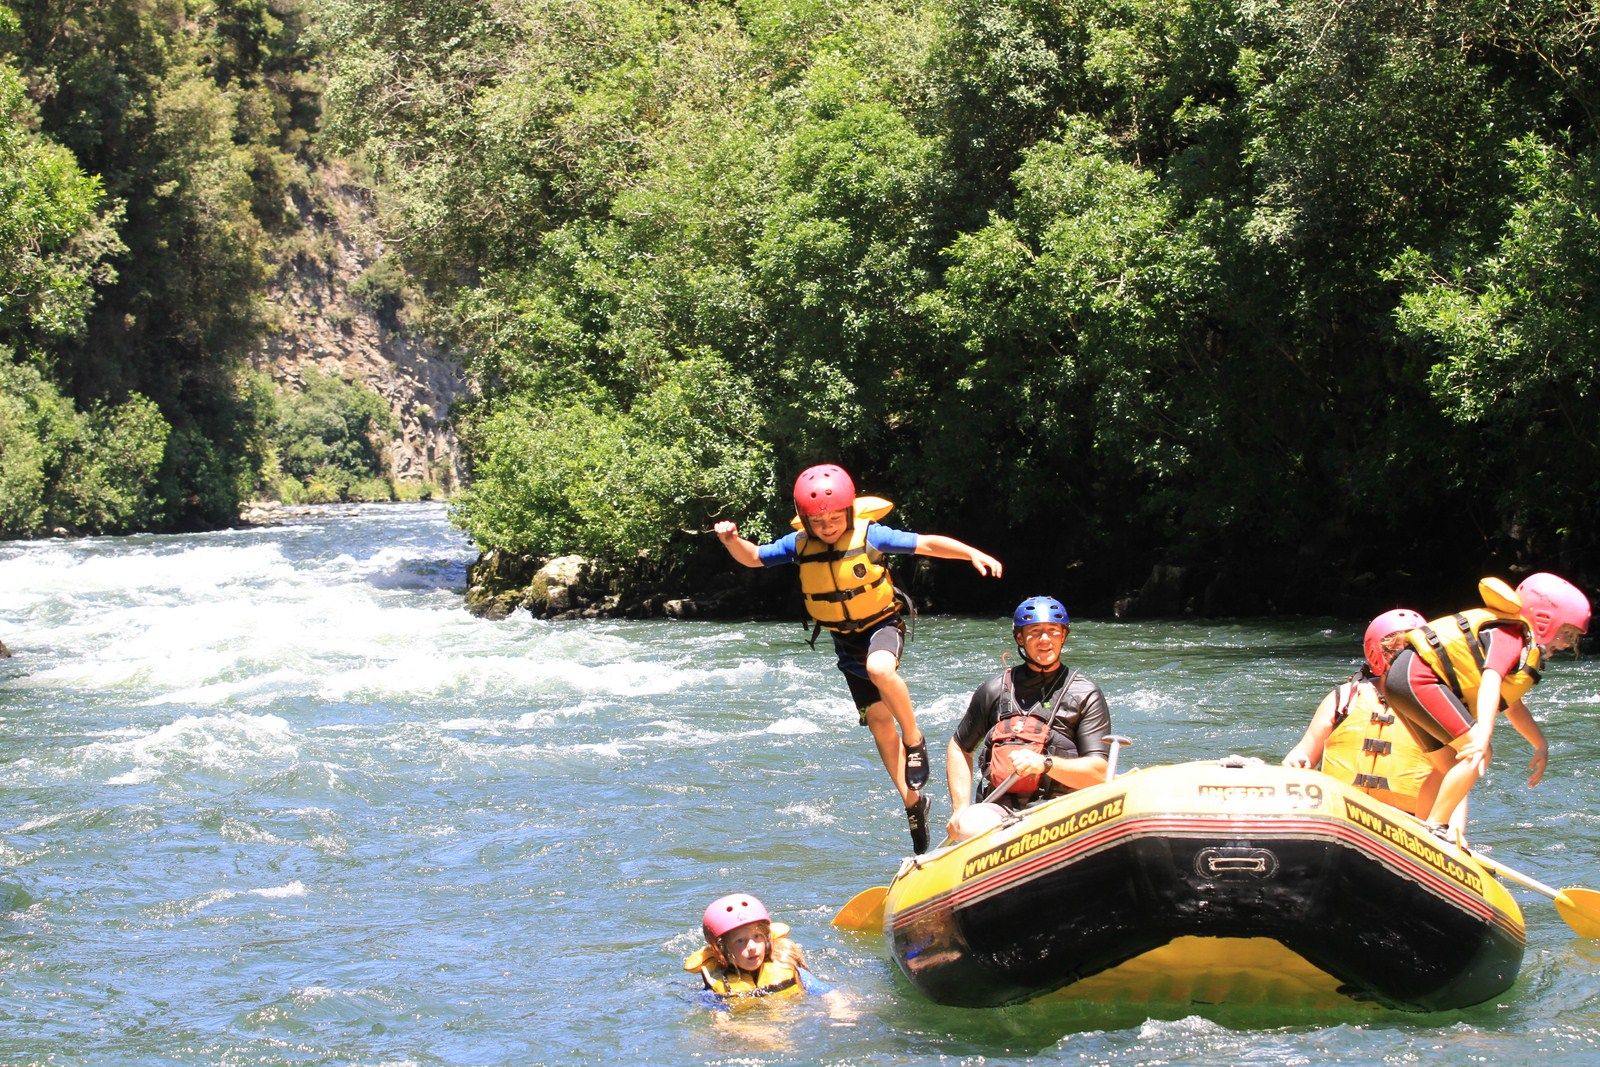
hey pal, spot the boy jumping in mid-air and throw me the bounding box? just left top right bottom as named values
left=715, top=464, right=1002, bottom=853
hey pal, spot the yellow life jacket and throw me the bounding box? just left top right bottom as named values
left=682, top=925, right=803, bottom=1002
left=1406, top=582, right=1543, bottom=711
left=1320, top=679, right=1431, bottom=815
left=792, top=497, right=899, bottom=633
left=698, top=959, right=802, bottom=1001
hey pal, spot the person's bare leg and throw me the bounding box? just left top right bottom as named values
left=1414, top=748, right=1455, bottom=824
left=863, top=702, right=916, bottom=806
left=865, top=649, right=920, bottom=748
left=1427, top=747, right=1483, bottom=828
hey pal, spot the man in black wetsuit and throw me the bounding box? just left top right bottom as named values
left=946, top=597, right=1112, bottom=831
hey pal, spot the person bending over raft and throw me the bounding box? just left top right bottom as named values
left=1384, top=573, right=1591, bottom=840
left=715, top=464, right=1003, bottom=854
left=685, top=894, right=830, bottom=1007
left=1283, top=609, right=1434, bottom=815
left=946, top=597, right=1112, bottom=840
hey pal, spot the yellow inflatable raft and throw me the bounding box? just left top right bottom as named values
left=885, top=757, right=1524, bottom=1012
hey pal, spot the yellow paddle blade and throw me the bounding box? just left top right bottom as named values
left=1555, top=888, right=1600, bottom=939
left=832, top=886, right=888, bottom=931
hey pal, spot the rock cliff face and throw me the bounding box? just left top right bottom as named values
left=250, top=161, right=466, bottom=488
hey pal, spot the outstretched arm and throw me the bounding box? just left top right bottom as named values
left=1503, top=699, right=1548, bottom=787
left=713, top=521, right=763, bottom=569
left=914, top=534, right=1003, bottom=578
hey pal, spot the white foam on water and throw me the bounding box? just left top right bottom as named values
left=316, top=652, right=710, bottom=703
left=165, top=880, right=307, bottom=918
left=440, top=700, right=611, bottom=733
left=1118, top=687, right=1182, bottom=712
left=81, top=711, right=298, bottom=784
left=3, top=542, right=295, bottom=604
left=141, top=667, right=310, bottom=708
left=437, top=716, right=502, bottom=732
left=766, top=716, right=820, bottom=735
left=776, top=802, right=838, bottom=826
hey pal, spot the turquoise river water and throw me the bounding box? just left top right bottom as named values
left=2, top=503, right=1599, bottom=1065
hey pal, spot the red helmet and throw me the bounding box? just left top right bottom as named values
left=1517, top=572, right=1591, bottom=646
left=793, top=464, right=856, bottom=518
left=702, top=893, right=770, bottom=943
left=1363, top=608, right=1424, bottom=674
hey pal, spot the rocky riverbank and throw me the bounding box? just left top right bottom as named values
left=250, top=160, right=467, bottom=491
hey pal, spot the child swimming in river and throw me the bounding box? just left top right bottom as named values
left=685, top=893, right=816, bottom=1004
left=684, top=893, right=854, bottom=1019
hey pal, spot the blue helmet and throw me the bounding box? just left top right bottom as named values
left=1013, top=596, right=1069, bottom=629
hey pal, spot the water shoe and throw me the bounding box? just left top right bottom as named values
left=906, top=793, right=931, bottom=855
left=903, top=737, right=930, bottom=790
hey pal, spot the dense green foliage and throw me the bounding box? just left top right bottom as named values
left=314, top=0, right=1600, bottom=610
left=260, top=369, right=397, bottom=503
left=0, top=0, right=320, bottom=536
left=0, top=358, right=168, bottom=536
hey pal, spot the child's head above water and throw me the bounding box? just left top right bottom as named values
left=702, top=893, right=773, bottom=973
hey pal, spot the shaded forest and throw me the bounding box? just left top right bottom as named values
left=7, top=1, right=1600, bottom=616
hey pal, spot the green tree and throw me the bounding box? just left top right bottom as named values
left=0, top=63, right=123, bottom=342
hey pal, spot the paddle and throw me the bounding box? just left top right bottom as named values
left=1472, top=850, right=1600, bottom=938
left=831, top=772, right=1023, bottom=932
left=831, top=886, right=888, bottom=931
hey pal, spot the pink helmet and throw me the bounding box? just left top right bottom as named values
left=793, top=464, right=856, bottom=517
left=702, top=893, right=770, bottom=943
left=1363, top=608, right=1425, bottom=674
left=1517, top=572, right=1591, bottom=646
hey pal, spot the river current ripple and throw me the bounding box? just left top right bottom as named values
left=2, top=504, right=1598, bottom=1065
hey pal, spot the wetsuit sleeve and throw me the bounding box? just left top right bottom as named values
left=864, top=523, right=920, bottom=555
left=697, top=989, right=732, bottom=1012
left=1479, top=626, right=1526, bottom=678
left=796, top=969, right=833, bottom=995
left=953, top=677, right=1001, bottom=753
left=756, top=531, right=801, bottom=567
left=1069, top=679, right=1112, bottom=759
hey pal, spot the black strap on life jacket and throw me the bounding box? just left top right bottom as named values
left=800, top=542, right=869, bottom=564
left=1353, top=772, right=1391, bottom=790
left=705, top=973, right=799, bottom=998
left=1419, top=622, right=1465, bottom=694
left=1458, top=613, right=1488, bottom=671
left=804, top=571, right=889, bottom=603
left=1362, top=737, right=1392, bottom=755
left=894, top=587, right=917, bottom=646
left=1329, top=674, right=1363, bottom=729
left=804, top=603, right=900, bottom=648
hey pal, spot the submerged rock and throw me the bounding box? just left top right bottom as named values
left=0, top=637, right=10, bottom=658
